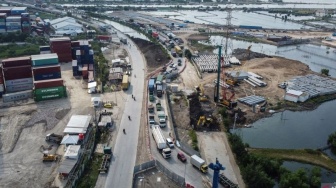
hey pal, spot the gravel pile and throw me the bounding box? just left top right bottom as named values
left=232, top=48, right=272, bottom=61
left=26, top=108, right=70, bottom=130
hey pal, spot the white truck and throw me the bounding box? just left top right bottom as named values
left=190, top=155, right=208, bottom=173
left=152, top=125, right=171, bottom=158
left=157, top=111, right=166, bottom=128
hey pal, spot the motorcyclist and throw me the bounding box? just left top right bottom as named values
left=123, top=129, right=126, bottom=134
left=128, top=115, right=131, bottom=120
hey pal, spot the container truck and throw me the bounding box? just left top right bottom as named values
left=149, top=78, right=155, bottom=101
left=156, top=84, right=163, bottom=97
left=122, top=75, right=129, bottom=90
left=152, top=125, right=171, bottom=158
left=157, top=111, right=166, bottom=128
left=190, top=155, right=208, bottom=173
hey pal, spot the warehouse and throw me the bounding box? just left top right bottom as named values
left=49, top=17, right=83, bottom=35
left=284, top=89, right=309, bottom=103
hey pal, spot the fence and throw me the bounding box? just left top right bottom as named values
left=133, top=160, right=185, bottom=187
left=166, top=91, right=200, bottom=157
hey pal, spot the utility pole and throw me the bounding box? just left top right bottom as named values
left=214, top=46, right=222, bottom=103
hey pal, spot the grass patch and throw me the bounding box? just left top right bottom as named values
left=190, top=40, right=215, bottom=52
left=0, top=44, right=39, bottom=58
left=34, top=12, right=58, bottom=20
left=249, top=148, right=336, bottom=172
left=76, top=153, right=104, bottom=188
left=189, top=130, right=199, bottom=151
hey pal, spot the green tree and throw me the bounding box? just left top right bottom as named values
left=309, top=167, right=321, bottom=188
left=321, top=68, right=329, bottom=76
left=242, top=164, right=275, bottom=188
left=184, top=49, right=192, bottom=59
left=280, top=168, right=309, bottom=188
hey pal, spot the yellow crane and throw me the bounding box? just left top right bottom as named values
left=196, top=84, right=209, bottom=102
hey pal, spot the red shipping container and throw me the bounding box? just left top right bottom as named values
left=4, top=72, right=32, bottom=80
left=34, top=78, right=64, bottom=89
left=88, top=71, right=94, bottom=81
left=152, top=32, right=159, bottom=38
left=1, top=56, right=31, bottom=68
left=3, top=65, right=32, bottom=76
left=0, top=76, right=3, bottom=84
left=71, top=41, right=80, bottom=47
left=82, top=64, right=88, bottom=79
left=32, top=65, right=61, bottom=75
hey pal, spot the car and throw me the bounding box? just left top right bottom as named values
left=164, top=71, right=169, bottom=75
left=177, top=152, right=187, bottom=162
left=169, top=63, right=174, bottom=68
left=166, top=138, right=174, bottom=148
left=104, top=103, right=113, bottom=108
left=178, top=59, right=182, bottom=63
left=173, top=67, right=177, bottom=70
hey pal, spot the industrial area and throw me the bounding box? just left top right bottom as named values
left=0, top=0, right=336, bottom=188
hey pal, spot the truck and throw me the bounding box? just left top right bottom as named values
left=171, top=49, right=177, bottom=57
left=148, top=103, right=154, bottom=113
left=190, top=155, right=208, bottom=173
left=157, top=111, right=166, bottom=128
left=120, top=38, right=127, bottom=44
left=156, top=84, right=163, bottom=97
left=122, top=75, right=129, bottom=90
left=149, top=116, right=155, bottom=125
left=174, top=45, right=182, bottom=55
left=156, top=102, right=162, bottom=111
left=149, top=78, right=156, bottom=102
left=152, top=125, right=171, bottom=158
left=45, top=133, right=63, bottom=144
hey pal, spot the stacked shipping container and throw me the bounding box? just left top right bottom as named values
left=1, top=56, right=33, bottom=101
left=0, top=13, right=6, bottom=33
left=50, top=37, right=72, bottom=63
left=39, top=46, right=51, bottom=54
left=21, top=12, right=30, bottom=33
left=31, top=54, right=66, bottom=101
left=6, top=16, right=21, bottom=32
left=73, top=40, right=95, bottom=79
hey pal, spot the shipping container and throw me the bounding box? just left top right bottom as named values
left=3, top=90, right=32, bottom=103
left=0, top=84, right=4, bottom=92
left=34, top=91, right=65, bottom=102
left=31, top=53, right=59, bottom=66
left=1, top=56, right=31, bottom=68
left=3, top=66, right=32, bottom=80
left=34, top=78, right=63, bottom=89
left=39, top=46, right=50, bottom=51
left=32, top=64, right=60, bottom=75
left=34, top=72, right=61, bottom=81
left=6, top=83, right=33, bottom=93
left=0, top=7, right=12, bottom=15
left=88, top=64, right=94, bottom=71
left=6, top=16, right=21, bottom=22
left=72, top=60, right=77, bottom=67
left=50, top=37, right=71, bottom=43
left=11, top=7, right=27, bottom=15
left=5, top=77, right=33, bottom=86
left=71, top=41, right=80, bottom=47
left=0, top=13, right=7, bottom=18
left=34, top=85, right=65, bottom=95
left=82, top=65, right=88, bottom=79
left=88, top=71, right=94, bottom=82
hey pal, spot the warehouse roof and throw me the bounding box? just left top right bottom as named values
left=52, top=22, right=82, bottom=30
left=66, top=115, right=91, bottom=130
left=49, top=16, right=76, bottom=25
left=64, top=145, right=81, bottom=159
left=58, top=158, right=78, bottom=174
left=61, top=134, right=79, bottom=145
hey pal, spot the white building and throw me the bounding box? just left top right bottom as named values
left=284, top=89, right=309, bottom=103
left=315, top=9, right=328, bottom=17
left=49, top=17, right=83, bottom=35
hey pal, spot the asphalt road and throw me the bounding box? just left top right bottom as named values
left=104, top=31, right=145, bottom=188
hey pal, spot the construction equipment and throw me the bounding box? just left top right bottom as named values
left=45, top=133, right=63, bottom=144
left=196, top=84, right=209, bottom=102
left=43, top=154, right=58, bottom=162
left=260, top=101, right=267, bottom=112
left=225, top=78, right=237, bottom=86
left=218, top=88, right=237, bottom=109
left=247, top=45, right=252, bottom=59
left=197, top=115, right=213, bottom=127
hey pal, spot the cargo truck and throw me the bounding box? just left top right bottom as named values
left=190, top=155, right=208, bottom=173
left=157, top=111, right=166, bottom=128
left=149, top=78, right=155, bottom=101
left=156, top=84, right=163, bottom=97
left=122, top=75, right=129, bottom=90
left=152, top=125, right=171, bottom=158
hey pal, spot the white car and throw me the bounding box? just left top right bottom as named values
left=166, top=138, right=174, bottom=148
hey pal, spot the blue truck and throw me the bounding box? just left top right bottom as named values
left=149, top=78, right=156, bottom=102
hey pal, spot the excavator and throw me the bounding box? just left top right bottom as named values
left=197, top=115, right=213, bottom=127
left=196, top=84, right=209, bottom=102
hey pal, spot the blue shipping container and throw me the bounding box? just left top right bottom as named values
left=34, top=72, right=61, bottom=81
left=0, top=25, right=5, bottom=29
left=6, top=26, right=21, bottom=30
left=239, top=25, right=263, bottom=29
left=333, top=33, right=336, bottom=37
left=39, top=46, right=50, bottom=51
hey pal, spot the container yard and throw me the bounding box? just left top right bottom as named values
left=50, top=37, right=72, bottom=63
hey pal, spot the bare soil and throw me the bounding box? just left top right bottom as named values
left=134, top=167, right=180, bottom=188
left=131, top=38, right=171, bottom=72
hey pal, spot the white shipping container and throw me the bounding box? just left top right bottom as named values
left=6, top=22, right=21, bottom=26
left=3, top=90, right=32, bottom=103
left=40, top=51, right=51, bottom=54
left=6, top=83, right=33, bottom=93
left=0, top=29, right=6, bottom=33
left=5, top=78, right=33, bottom=87
left=72, top=60, right=77, bottom=66
left=0, top=84, right=4, bottom=92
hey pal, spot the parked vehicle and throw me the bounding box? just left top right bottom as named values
left=45, top=133, right=63, bottom=144
left=190, top=155, right=208, bottom=173
left=177, top=152, right=187, bottom=162
left=152, top=125, right=171, bottom=158
left=104, top=103, right=112, bottom=108
left=149, top=116, right=155, bottom=125
left=122, top=75, right=129, bottom=90
left=156, top=102, right=162, bottom=111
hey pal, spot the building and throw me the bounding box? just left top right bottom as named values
left=284, top=89, right=309, bottom=103
left=315, top=9, right=328, bottom=17
left=49, top=17, right=83, bottom=35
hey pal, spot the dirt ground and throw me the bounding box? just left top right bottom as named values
left=131, top=38, right=171, bottom=72
left=134, top=167, right=180, bottom=188
left=0, top=62, right=96, bottom=188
